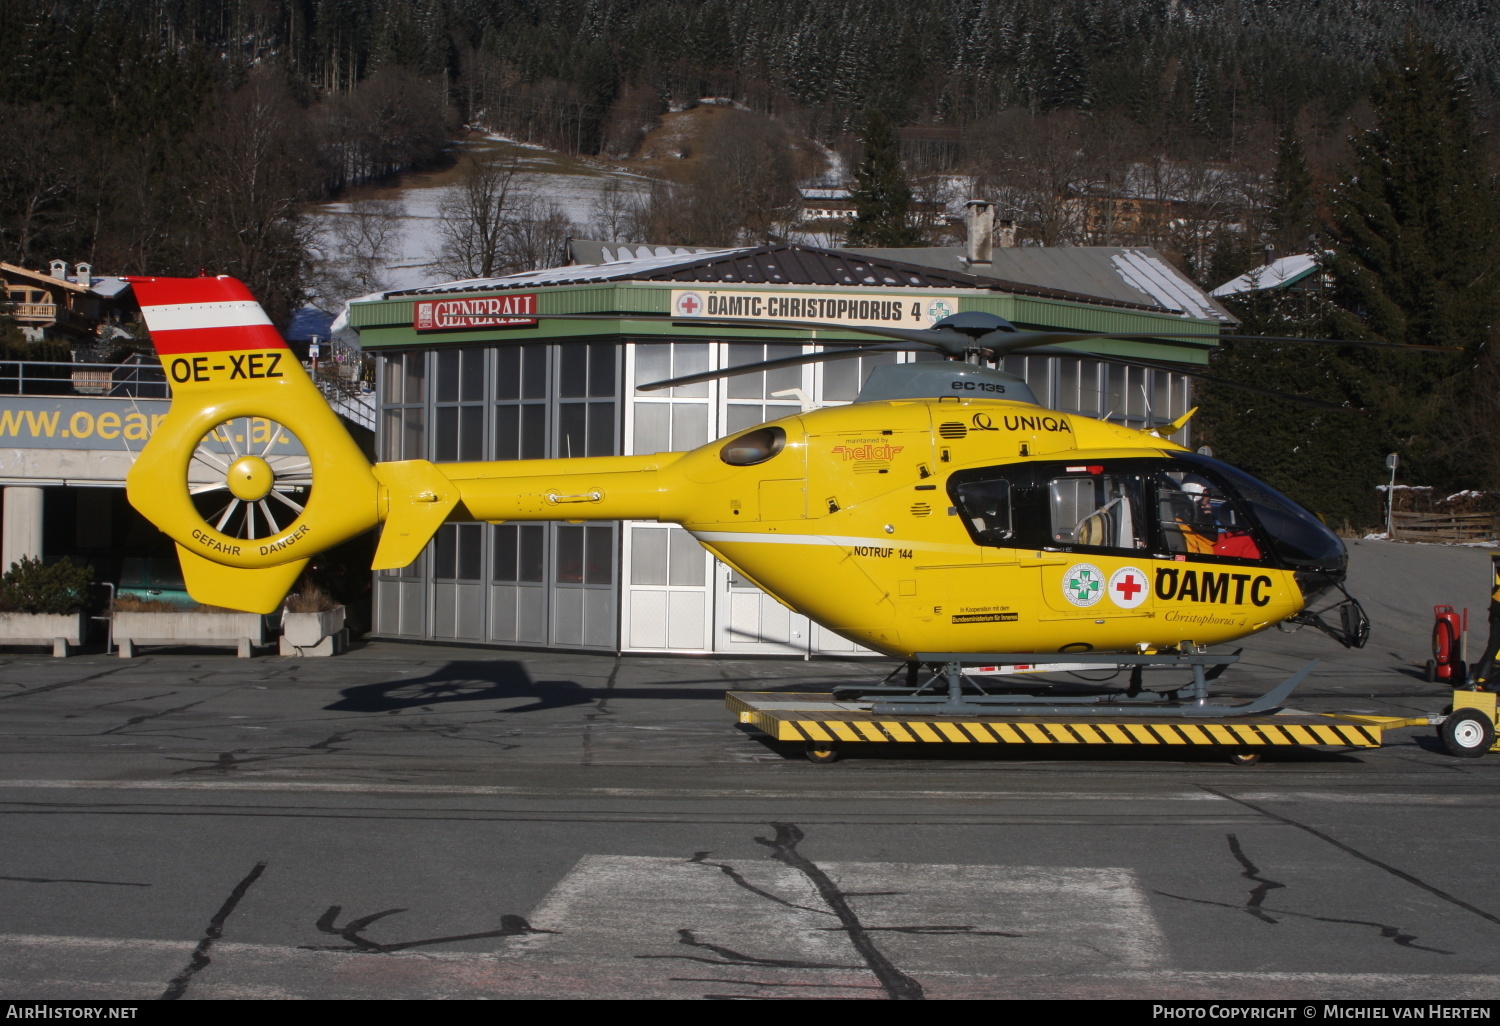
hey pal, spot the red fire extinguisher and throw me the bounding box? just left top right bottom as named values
left=1428, top=605, right=1468, bottom=684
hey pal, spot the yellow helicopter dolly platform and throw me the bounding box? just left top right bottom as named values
left=726, top=652, right=1440, bottom=765
left=728, top=692, right=1434, bottom=765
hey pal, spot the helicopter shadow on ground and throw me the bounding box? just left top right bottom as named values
left=327, top=661, right=592, bottom=713
left=325, top=660, right=814, bottom=713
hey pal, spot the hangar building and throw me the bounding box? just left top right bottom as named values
left=344, top=243, right=1227, bottom=656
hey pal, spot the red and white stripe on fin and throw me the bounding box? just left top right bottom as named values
left=125, top=275, right=287, bottom=356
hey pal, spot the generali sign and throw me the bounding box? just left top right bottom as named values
left=413, top=293, right=538, bottom=331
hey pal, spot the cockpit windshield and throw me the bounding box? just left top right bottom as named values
left=1169, top=453, right=1345, bottom=571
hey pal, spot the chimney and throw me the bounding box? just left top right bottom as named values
left=75, top=262, right=92, bottom=284
left=964, top=200, right=994, bottom=265
left=1263, top=243, right=1275, bottom=266
left=996, top=218, right=1016, bottom=248
left=49, top=259, right=67, bottom=280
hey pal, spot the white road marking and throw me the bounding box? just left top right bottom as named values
left=518, top=855, right=1169, bottom=984
left=5, top=930, right=1497, bottom=997
left=0, top=779, right=1226, bottom=802
left=7, top=780, right=1494, bottom=807
left=1234, top=791, right=1500, bottom=806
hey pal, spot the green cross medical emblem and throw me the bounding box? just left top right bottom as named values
left=1062, top=563, right=1104, bottom=607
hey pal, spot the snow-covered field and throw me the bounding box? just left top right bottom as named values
left=311, top=135, right=655, bottom=303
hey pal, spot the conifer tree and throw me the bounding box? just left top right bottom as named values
left=1266, top=120, right=1315, bottom=256
left=1326, top=37, right=1499, bottom=355
left=1324, top=35, right=1500, bottom=489
left=1201, top=36, right=1500, bottom=522
left=843, top=111, right=923, bottom=247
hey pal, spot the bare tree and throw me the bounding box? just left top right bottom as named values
left=697, top=110, right=801, bottom=242
left=622, top=110, right=803, bottom=247
left=502, top=194, right=577, bottom=271
left=967, top=111, right=1100, bottom=246
left=0, top=104, right=78, bottom=263
left=312, top=196, right=406, bottom=304
left=586, top=178, right=639, bottom=242
left=192, top=72, right=318, bottom=324
left=623, top=178, right=699, bottom=245
left=432, top=154, right=521, bottom=279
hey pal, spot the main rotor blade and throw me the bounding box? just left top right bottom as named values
left=1056, top=349, right=1356, bottom=412
left=1214, top=333, right=1458, bottom=352
left=985, top=328, right=1458, bottom=357
left=528, top=312, right=1456, bottom=353
left=638, top=341, right=925, bottom=391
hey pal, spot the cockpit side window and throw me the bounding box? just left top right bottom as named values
left=1048, top=473, right=1147, bottom=552
left=1153, top=471, right=1262, bottom=561
left=953, top=478, right=1014, bottom=544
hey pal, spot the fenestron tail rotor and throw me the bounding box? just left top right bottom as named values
left=188, top=417, right=314, bottom=542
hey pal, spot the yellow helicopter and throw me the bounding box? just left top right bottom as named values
left=122, top=274, right=1439, bottom=711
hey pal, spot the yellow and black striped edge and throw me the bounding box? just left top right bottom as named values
left=725, top=694, right=1410, bottom=748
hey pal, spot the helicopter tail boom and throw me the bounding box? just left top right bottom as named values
left=370, top=454, right=682, bottom=570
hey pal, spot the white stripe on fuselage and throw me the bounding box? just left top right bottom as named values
left=690, top=530, right=964, bottom=553
left=140, top=300, right=273, bottom=332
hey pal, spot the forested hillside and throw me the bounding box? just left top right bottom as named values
left=3, top=1, right=1496, bottom=310
left=3, top=0, right=1497, bottom=519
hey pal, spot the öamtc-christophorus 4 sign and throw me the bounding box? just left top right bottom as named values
left=670, top=289, right=960, bottom=329
left=413, top=294, right=538, bottom=331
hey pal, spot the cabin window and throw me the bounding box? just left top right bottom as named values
left=1048, top=472, right=1147, bottom=551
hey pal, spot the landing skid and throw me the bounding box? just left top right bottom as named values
left=832, top=651, right=1315, bottom=718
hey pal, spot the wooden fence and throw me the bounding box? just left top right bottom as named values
left=1390, top=511, right=1499, bottom=543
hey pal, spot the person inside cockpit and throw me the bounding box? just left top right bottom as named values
left=1175, top=478, right=1262, bottom=559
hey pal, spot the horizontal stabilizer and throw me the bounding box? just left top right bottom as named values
left=372, top=460, right=460, bottom=570
left=176, top=544, right=308, bottom=614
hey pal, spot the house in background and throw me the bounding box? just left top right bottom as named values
left=1210, top=253, right=1323, bottom=300
left=1, top=260, right=136, bottom=349
left=795, top=186, right=944, bottom=227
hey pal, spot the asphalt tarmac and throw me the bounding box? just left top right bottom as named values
left=2, top=539, right=1499, bottom=1001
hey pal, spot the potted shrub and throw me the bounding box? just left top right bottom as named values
left=0, top=556, right=93, bottom=657
left=113, top=596, right=269, bottom=658
left=279, top=584, right=347, bottom=657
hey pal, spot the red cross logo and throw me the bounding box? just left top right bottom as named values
left=676, top=292, right=704, bottom=315
left=1114, top=573, right=1142, bottom=600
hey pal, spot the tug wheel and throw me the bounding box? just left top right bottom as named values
left=1441, top=709, right=1495, bottom=758
left=805, top=742, right=840, bottom=764
left=1227, top=749, right=1263, bottom=767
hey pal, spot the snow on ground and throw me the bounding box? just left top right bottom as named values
left=311, top=136, right=654, bottom=305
